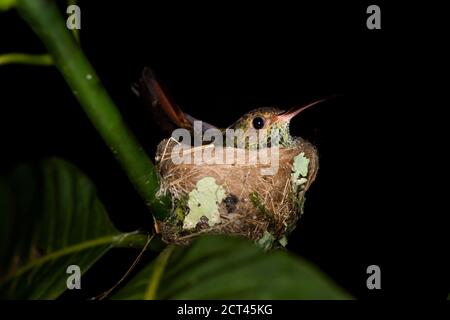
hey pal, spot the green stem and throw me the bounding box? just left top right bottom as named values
left=115, top=232, right=166, bottom=251
left=0, top=0, right=16, bottom=12
left=0, top=53, right=53, bottom=66
left=15, top=0, right=170, bottom=219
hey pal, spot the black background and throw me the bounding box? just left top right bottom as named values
left=0, top=1, right=447, bottom=300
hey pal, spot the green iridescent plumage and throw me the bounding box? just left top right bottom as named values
left=226, top=107, right=300, bottom=149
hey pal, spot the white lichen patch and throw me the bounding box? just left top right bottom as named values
left=256, top=231, right=275, bottom=251
left=291, top=152, right=310, bottom=190
left=183, top=177, right=226, bottom=230
left=278, top=235, right=288, bottom=247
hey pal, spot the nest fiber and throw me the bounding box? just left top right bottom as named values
left=155, top=138, right=318, bottom=249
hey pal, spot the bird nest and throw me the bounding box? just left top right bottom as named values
left=155, top=138, right=319, bottom=249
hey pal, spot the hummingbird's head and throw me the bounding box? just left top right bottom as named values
left=227, top=107, right=288, bottom=148
left=228, top=99, right=326, bottom=149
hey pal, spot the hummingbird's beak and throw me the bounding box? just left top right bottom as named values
left=275, top=97, right=331, bottom=122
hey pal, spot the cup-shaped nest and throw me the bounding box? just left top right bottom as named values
left=155, top=137, right=319, bottom=249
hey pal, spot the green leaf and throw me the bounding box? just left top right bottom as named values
left=113, top=235, right=351, bottom=300
left=0, top=158, right=133, bottom=299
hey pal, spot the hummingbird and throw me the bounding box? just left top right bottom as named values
left=133, top=67, right=329, bottom=149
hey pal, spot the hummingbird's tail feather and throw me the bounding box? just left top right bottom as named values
left=139, top=67, right=192, bottom=133
left=133, top=67, right=218, bottom=136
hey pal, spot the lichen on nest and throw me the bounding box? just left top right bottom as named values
left=155, top=138, right=319, bottom=248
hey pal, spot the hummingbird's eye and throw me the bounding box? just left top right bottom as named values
left=252, top=117, right=265, bottom=129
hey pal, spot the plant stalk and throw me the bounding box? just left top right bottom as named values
left=0, top=53, right=53, bottom=66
